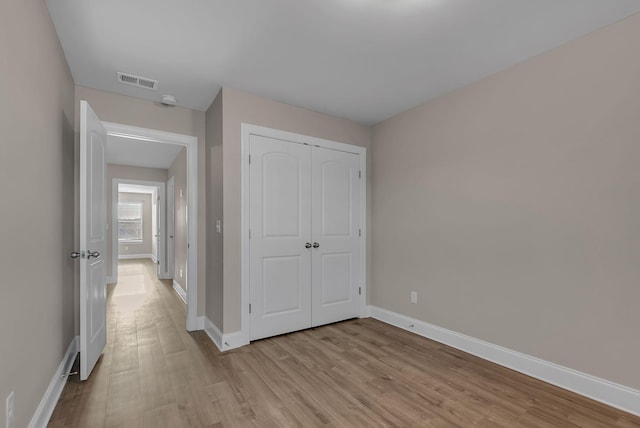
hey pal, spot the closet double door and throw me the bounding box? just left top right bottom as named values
left=249, top=134, right=361, bottom=341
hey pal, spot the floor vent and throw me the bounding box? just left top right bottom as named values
left=117, top=72, right=158, bottom=90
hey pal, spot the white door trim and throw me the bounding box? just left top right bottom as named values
left=112, top=179, right=167, bottom=282
left=102, top=122, right=200, bottom=331
left=240, top=123, right=367, bottom=345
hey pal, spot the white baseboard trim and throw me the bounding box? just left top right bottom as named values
left=151, top=254, right=158, bottom=263
left=204, top=317, right=249, bottom=352
left=172, top=280, right=187, bottom=303
left=118, top=253, right=153, bottom=260
left=368, top=306, right=640, bottom=417
left=29, top=336, right=78, bottom=428
left=106, top=276, right=115, bottom=285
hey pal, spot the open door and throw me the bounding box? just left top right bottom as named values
left=79, top=100, right=107, bottom=380
left=167, top=176, right=175, bottom=279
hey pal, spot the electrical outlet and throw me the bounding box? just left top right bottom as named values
left=6, top=391, right=14, bottom=428
left=410, top=291, right=418, bottom=304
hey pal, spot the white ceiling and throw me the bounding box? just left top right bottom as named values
left=47, top=0, right=640, bottom=124
left=107, top=134, right=183, bottom=169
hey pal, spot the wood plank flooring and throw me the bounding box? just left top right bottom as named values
left=49, top=259, right=640, bottom=427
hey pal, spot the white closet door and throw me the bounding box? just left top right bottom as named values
left=311, top=147, right=360, bottom=327
left=249, top=135, right=312, bottom=340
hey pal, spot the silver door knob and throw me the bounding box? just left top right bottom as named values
left=87, top=251, right=100, bottom=259
left=70, top=251, right=81, bottom=259
left=305, top=242, right=312, bottom=249
left=312, top=242, right=320, bottom=248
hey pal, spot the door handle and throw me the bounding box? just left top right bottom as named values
left=70, top=251, right=81, bottom=259
left=305, top=242, right=312, bottom=249
left=87, top=251, right=100, bottom=259
left=312, top=242, right=320, bottom=248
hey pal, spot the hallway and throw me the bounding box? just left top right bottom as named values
left=49, top=259, right=211, bottom=427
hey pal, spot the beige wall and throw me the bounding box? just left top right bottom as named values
left=220, top=87, right=372, bottom=333
left=106, top=164, right=168, bottom=279
left=0, top=1, right=75, bottom=427
left=168, top=148, right=188, bottom=290
left=75, top=86, right=206, bottom=319
left=372, top=14, right=640, bottom=390
left=205, top=90, right=224, bottom=329
left=118, top=192, right=153, bottom=256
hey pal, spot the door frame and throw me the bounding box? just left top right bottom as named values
left=102, top=122, right=200, bottom=331
left=240, top=123, right=367, bottom=345
left=111, top=179, right=167, bottom=282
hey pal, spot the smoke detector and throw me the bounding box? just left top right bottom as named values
left=160, top=95, right=177, bottom=106
left=117, top=72, right=158, bottom=90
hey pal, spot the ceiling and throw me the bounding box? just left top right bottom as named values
left=47, top=0, right=640, bottom=124
left=107, top=134, right=183, bottom=169
left=118, top=184, right=156, bottom=195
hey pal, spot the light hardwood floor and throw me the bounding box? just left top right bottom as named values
left=49, top=259, right=640, bottom=427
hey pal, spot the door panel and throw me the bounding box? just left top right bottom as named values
left=80, top=100, right=107, bottom=380
left=311, top=147, right=360, bottom=326
left=263, top=153, right=302, bottom=238
left=320, top=253, right=352, bottom=304
left=263, top=256, right=302, bottom=315
left=320, top=162, right=352, bottom=237
left=249, top=135, right=312, bottom=340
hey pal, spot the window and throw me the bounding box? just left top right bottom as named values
left=118, top=201, right=144, bottom=242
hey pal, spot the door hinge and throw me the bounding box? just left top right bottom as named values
left=359, top=287, right=362, bottom=296
left=248, top=154, right=251, bottom=164
left=359, top=170, right=362, bottom=179
left=358, top=228, right=361, bottom=237
left=249, top=303, right=252, bottom=314
left=249, top=229, right=251, bottom=239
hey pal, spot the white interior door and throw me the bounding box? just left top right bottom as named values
left=167, top=176, right=175, bottom=278
left=152, top=188, right=159, bottom=276
left=311, top=147, right=361, bottom=326
left=79, top=100, right=107, bottom=380
left=249, top=135, right=312, bottom=340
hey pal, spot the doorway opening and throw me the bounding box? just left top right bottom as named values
left=103, top=122, right=199, bottom=331
left=111, top=180, right=167, bottom=283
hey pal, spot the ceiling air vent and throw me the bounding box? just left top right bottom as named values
left=117, top=72, right=158, bottom=91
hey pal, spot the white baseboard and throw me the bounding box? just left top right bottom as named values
left=204, top=317, right=249, bottom=352
left=151, top=254, right=158, bottom=263
left=29, top=336, right=78, bottom=428
left=172, top=280, right=187, bottom=303
left=368, top=306, right=640, bottom=417
left=118, top=253, right=153, bottom=260
left=106, top=276, right=115, bottom=285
